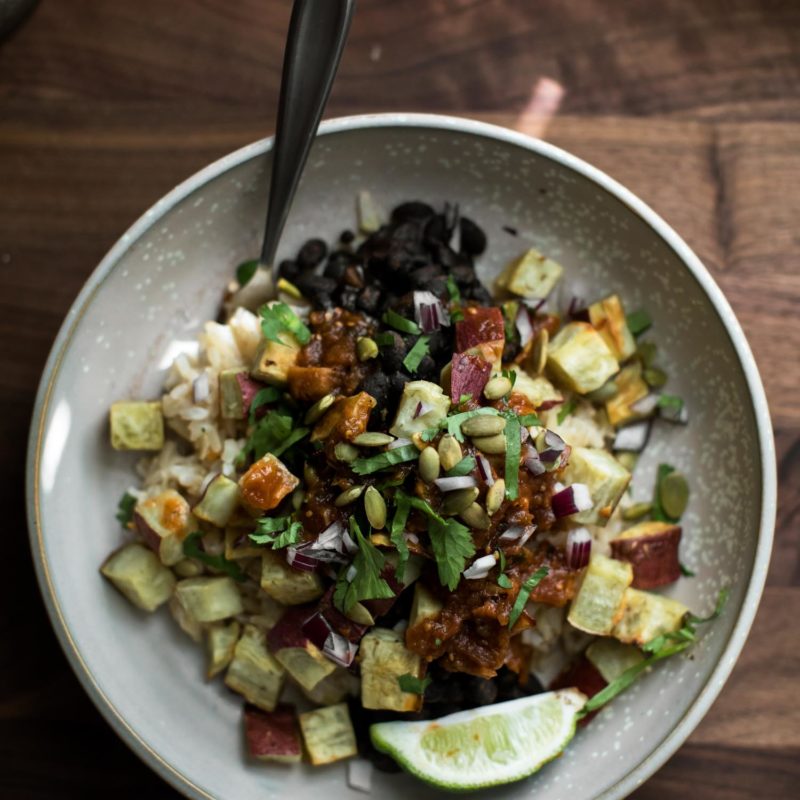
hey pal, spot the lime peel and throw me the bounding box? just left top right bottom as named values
left=369, top=688, right=587, bottom=791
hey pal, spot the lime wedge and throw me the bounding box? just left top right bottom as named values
left=370, top=688, right=587, bottom=791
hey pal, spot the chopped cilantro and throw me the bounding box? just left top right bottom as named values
left=249, top=517, right=303, bottom=548
left=248, top=386, right=282, bottom=424
left=397, top=673, right=432, bottom=695
left=375, top=331, right=396, bottom=347
left=680, top=562, right=696, bottom=577
left=389, top=492, right=411, bottom=582
left=428, top=515, right=475, bottom=591
left=236, top=259, right=259, bottom=287
left=518, top=413, right=541, bottom=426
left=403, top=334, right=431, bottom=373
left=508, top=566, right=549, bottom=628
left=183, top=532, right=246, bottom=582
left=501, top=368, right=517, bottom=390
left=651, top=463, right=676, bottom=522
left=382, top=309, right=420, bottom=335
left=498, top=574, right=513, bottom=589
left=458, top=393, right=473, bottom=405
left=351, top=445, right=420, bottom=475
left=259, top=302, right=311, bottom=346
left=658, top=394, right=684, bottom=413
left=446, top=275, right=461, bottom=304
left=501, top=412, right=522, bottom=501
left=245, top=409, right=308, bottom=461
left=450, top=308, right=465, bottom=322
left=502, top=301, right=519, bottom=342
left=333, top=519, right=395, bottom=612
left=557, top=398, right=577, bottom=424
left=115, top=492, right=137, bottom=527
left=445, top=455, right=476, bottom=477
left=626, top=309, right=652, bottom=337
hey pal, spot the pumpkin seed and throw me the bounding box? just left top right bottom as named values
left=621, top=501, right=652, bottom=521
left=303, top=463, right=318, bottom=486
left=643, top=367, right=668, bottom=389
left=291, top=489, right=305, bottom=511
left=459, top=502, right=491, bottom=530
left=438, top=434, right=463, bottom=471
left=637, top=341, right=657, bottom=368
left=587, top=380, right=619, bottom=403
left=364, top=486, right=387, bottom=529
left=419, top=447, right=441, bottom=483
left=353, top=432, right=395, bottom=447
left=532, top=328, right=549, bottom=374
left=173, top=558, right=203, bottom=578
left=461, top=415, right=506, bottom=437
left=659, top=472, right=689, bottom=519
left=334, top=442, right=359, bottom=463
left=484, top=376, right=513, bottom=400
left=304, top=393, right=336, bottom=424
left=334, top=485, right=365, bottom=507
left=485, top=479, right=506, bottom=516
left=471, top=433, right=507, bottom=454
left=441, top=487, right=479, bottom=516
left=346, top=602, right=375, bottom=626
left=356, top=336, right=379, bottom=362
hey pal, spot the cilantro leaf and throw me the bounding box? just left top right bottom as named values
left=389, top=492, right=411, bottom=582
left=183, top=531, right=246, bottom=582
left=658, top=394, right=684, bottom=413
left=497, top=574, right=512, bottom=589
left=249, top=517, right=303, bottom=548
left=351, top=445, right=419, bottom=475
left=508, top=566, right=549, bottom=628
left=446, top=275, right=461, bottom=304
left=334, top=520, right=395, bottom=612
left=248, top=386, right=282, bottom=424
left=445, top=455, right=476, bottom=478
left=116, top=492, right=137, bottom=527
left=382, top=309, right=420, bottom=335
left=397, top=673, right=432, bottom=695
left=236, top=259, right=259, bottom=287
left=375, top=331, right=396, bottom=347
left=626, top=309, right=652, bottom=337
left=518, top=413, right=541, bottom=426
left=403, top=335, right=431, bottom=373
left=259, top=302, right=311, bottom=346
left=651, top=463, right=676, bottom=522
left=557, top=398, right=577, bottom=424
left=501, top=412, right=522, bottom=501
left=428, top=516, right=475, bottom=591
left=458, top=393, right=472, bottom=405
left=679, top=562, right=696, bottom=577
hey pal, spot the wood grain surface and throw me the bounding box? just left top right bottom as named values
left=1, top=2, right=798, bottom=798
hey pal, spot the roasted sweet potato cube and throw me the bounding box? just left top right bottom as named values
left=311, top=391, right=376, bottom=443
left=239, top=453, right=299, bottom=511
left=610, top=521, right=682, bottom=589
left=605, top=363, right=650, bottom=427
left=449, top=352, right=492, bottom=403
left=287, top=366, right=342, bottom=403
left=244, top=704, right=302, bottom=763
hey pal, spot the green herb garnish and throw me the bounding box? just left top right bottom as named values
left=428, top=516, right=476, bottom=591
left=658, top=394, right=684, bottom=414
left=246, top=409, right=309, bottom=461
left=651, top=463, right=676, bottom=522
left=501, top=368, right=517, bottom=390
left=236, top=259, right=259, bottom=287
left=446, top=275, right=461, bottom=304
left=248, top=386, right=282, bottom=424
left=501, top=412, right=522, bottom=501
left=183, top=531, right=246, bottom=582
left=403, top=335, right=431, bottom=373
left=508, top=566, right=549, bottom=628
left=259, top=302, right=311, bottom=346
left=445, top=455, right=476, bottom=477
left=680, top=562, right=696, bottom=577
left=626, top=309, right=652, bottom=337
left=333, top=519, right=395, bottom=612
left=502, top=301, right=519, bottom=342
left=375, top=331, right=396, bottom=347
left=497, top=550, right=512, bottom=589
left=116, top=492, right=137, bottom=527
left=389, top=492, right=411, bottom=582
left=458, top=393, right=472, bottom=405
left=557, top=398, right=577, bottom=424
left=382, top=309, right=420, bottom=335
left=397, top=673, right=432, bottom=695
left=518, top=413, right=541, bottom=427
left=450, top=308, right=465, bottom=322
left=249, top=517, right=303, bottom=548
left=430, top=406, right=502, bottom=443
left=351, top=445, right=420, bottom=475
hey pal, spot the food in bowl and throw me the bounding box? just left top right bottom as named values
left=101, top=196, right=724, bottom=791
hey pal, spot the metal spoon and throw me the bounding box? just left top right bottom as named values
left=260, top=0, right=356, bottom=273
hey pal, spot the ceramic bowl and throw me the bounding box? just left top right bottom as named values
left=26, top=114, right=776, bottom=800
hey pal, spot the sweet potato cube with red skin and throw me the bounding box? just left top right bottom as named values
left=239, top=453, right=299, bottom=511
left=244, top=704, right=302, bottom=763
left=311, top=391, right=376, bottom=443
left=550, top=656, right=607, bottom=726
left=610, top=521, right=682, bottom=589
left=456, top=307, right=505, bottom=369
left=267, top=606, right=336, bottom=691
left=449, top=352, right=492, bottom=403
left=287, top=366, right=342, bottom=403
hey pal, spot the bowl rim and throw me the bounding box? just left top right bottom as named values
left=25, top=111, right=776, bottom=800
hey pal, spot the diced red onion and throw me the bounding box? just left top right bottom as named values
left=323, top=630, right=359, bottom=667
left=404, top=532, right=419, bottom=545
left=536, top=429, right=567, bottom=465
left=566, top=527, right=592, bottom=570
left=613, top=420, right=651, bottom=453
left=388, top=436, right=412, bottom=450
left=345, top=564, right=357, bottom=582
left=434, top=476, right=477, bottom=492
left=462, top=553, right=497, bottom=580
left=524, top=298, right=547, bottom=314
left=286, top=546, right=321, bottom=572
left=567, top=296, right=590, bottom=322
left=520, top=425, right=530, bottom=444
left=192, top=372, right=210, bottom=403
left=524, top=446, right=546, bottom=476
left=515, top=305, right=534, bottom=347
left=552, top=484, right=593, bottom=518
left=414, top=291, right=450, bottom=333
left=301, top=611, right=333, bottom=649
left=312, top=522, right=345, bottom=551
left=631, top=393, right=659, bottom=416
left=413, top=401, right=432, bottom=419
left=476, top=454, right=494, bottom=486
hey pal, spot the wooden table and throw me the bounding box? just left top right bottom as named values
left=1, top=2, right=798, bottom=797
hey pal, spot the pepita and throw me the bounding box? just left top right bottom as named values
left=419, top=447, right=441, bottom=483
left=303, top=463, right=318, bottom=486
left=357, top=336, right=379, bottom=362
left=621, top=501, right=652, bottom=521
left=659, top=472, right=689, bottom=520
left=346, top=602, right=375, bottom=626
left=587, top=380, right=619, bottom=403
left=334, top=442, right=359, bottom=462
left=364, top=486, right=388, bottom=529
left=471, top=433, right=507, bottom=454
left=532, top=328, right=549, bottom=375
left=334, top=485, right=365, bottom=507
left=484, top=376, right=513, bottom=400
left=459, top=502, right=491, bottom=530
left=485, top=479, right=506, bottom=515
left=304, top=393, right=336, bottom=424
left=353, top=432, right=395, bottom=447
left=438, top=434, right=463, bottom=471
left=643, top=367, right=668, bottom=389
left=441, top=487, right=479, bottom=516
left=291, top=489, right=305, bottom=511
left=461, top=415, right=506, bottom=438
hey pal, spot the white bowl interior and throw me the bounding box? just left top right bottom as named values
left=30, top=119, right=767, bottom=800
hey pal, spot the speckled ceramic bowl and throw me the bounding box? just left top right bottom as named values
left=26, top=114, right=775, bottom=800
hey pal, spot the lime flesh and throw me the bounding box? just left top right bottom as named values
left=369, top=688, right=587, bottom=792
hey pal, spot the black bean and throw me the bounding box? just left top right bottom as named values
left=297, top=238, right=328, bottom=269
left=467, top=282, right=494, bottom=305
left=356, top=284, right=383, bottom=316
left=430, top=702, right=463, bottom=719
left=409, top=263, right=446, bottom=291
left=391, top=201, right=435, bottom=225
left=379, top=332, right=408, bottom=372
left=461, top=675, right=499, bottom=707
left=423, top=680, right=450, bottom=705
left=335, top=285, right=360, bottom=312
left=339, top=229, right=355, bottom=245
left=459, top=217, right=487, bottom=256
left=503, top=338, right=522, bottom=363
left=450, top=263, right=477, bottom=289
left=389, top=372, right=411, bottom=399
left=323, top=258, right=348, bottom=282
left=294, top=272, right=337, bottom=310
left=430, top=241, right=459, bottom=270
left=277, top=259, right=301, bottom=283
left=423, top=213, right=449, bottom=245
left=414, top=354, right=438, bottom=382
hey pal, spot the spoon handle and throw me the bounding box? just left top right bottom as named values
left=260, top=0, right=356, bottom=269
